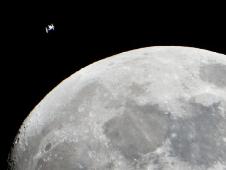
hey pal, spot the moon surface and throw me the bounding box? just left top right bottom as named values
left=10, top=46, right=226, bottom=170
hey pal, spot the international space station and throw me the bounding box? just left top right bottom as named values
left=45, top=24, right=54, bottom=33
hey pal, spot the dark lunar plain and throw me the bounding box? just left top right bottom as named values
left=1, top=3, right=226, bottom=169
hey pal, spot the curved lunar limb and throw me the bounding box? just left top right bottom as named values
left=9, top=46, right=226, bottom=170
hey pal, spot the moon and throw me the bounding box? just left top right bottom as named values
left=9, top=46, right=226, bottom=170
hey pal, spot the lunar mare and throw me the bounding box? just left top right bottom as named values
left=9, top=46, right=226, bottom=170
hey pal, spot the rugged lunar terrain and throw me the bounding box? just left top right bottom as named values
left=10, top=46, right=226, bottom=170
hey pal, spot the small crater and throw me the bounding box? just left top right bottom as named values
left=44, top=143, right=52, bottom=151
left=35, top=158, right=44, bottom=170
left=199, top=63, right=226, bottom=88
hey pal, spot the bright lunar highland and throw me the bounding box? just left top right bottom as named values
left=10, top=46, right=226, bottom=170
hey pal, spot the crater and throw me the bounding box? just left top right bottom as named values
left=44, top=143, right=52, bottom=151
left=35, top=158, right=44, bottom=170
left=199, top=63, right=226, bottom=88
